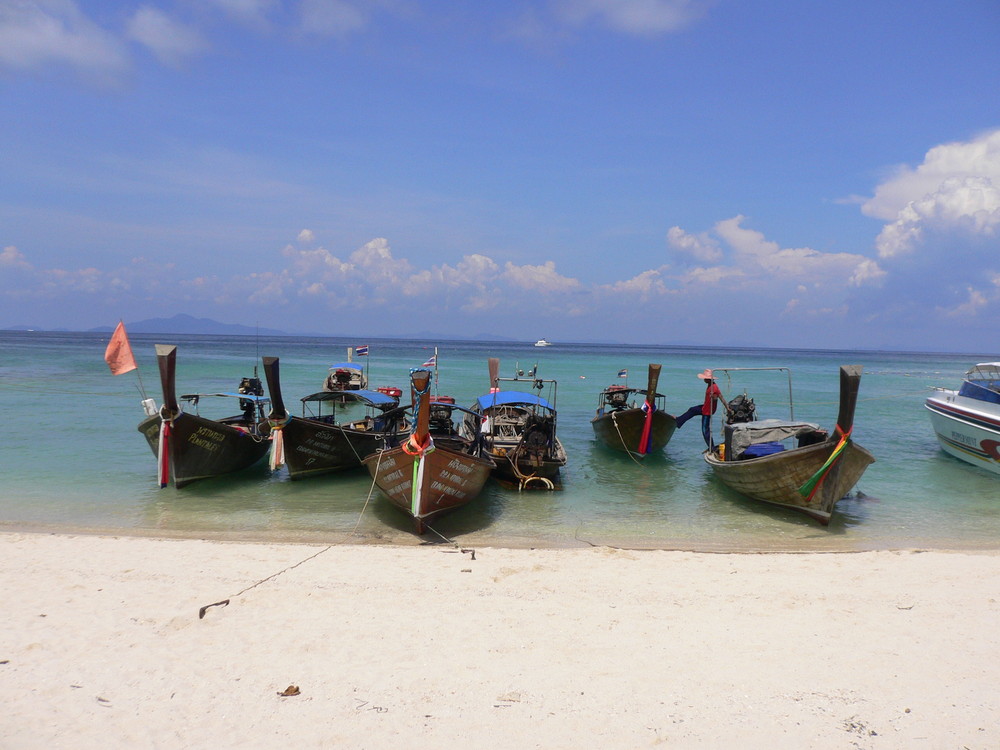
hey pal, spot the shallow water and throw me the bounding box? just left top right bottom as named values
left=1, top=331, right=997, bottom=551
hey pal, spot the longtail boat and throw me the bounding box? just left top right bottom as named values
left=363, top=369, right=495, bottom=534
left=591, top=363, right=677, bottom=456
left=703, top=365, right=875, bottom=525
left=262, top=356, right=407, bottom=480
left=137, top=345, right=271, bottom=488
left=463, top=358, right=567, bottom=490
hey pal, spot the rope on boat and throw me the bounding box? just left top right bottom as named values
left=611, top=412, right=644, bottom=466
left=506, top=444, right=554, bottom=491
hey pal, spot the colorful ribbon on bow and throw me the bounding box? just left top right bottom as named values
left=798, top=424, right=852, bottom=501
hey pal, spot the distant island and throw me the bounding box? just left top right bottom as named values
left=91, top=314, right=289, bottom=336
left=1, top=315, right=525, bottom=342
left=3, top=314, right=288, bottom=337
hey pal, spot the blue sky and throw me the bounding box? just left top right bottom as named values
left=1, top=0, right=998, bottom=351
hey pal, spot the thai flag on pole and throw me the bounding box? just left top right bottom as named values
left=355, top=345, right=369, bottom=356
left=617, top=368, right=628, bottom=378
left=422, top=354, right=437, bottom=367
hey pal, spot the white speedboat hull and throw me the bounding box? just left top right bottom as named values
left=925, top=390, right=1000, bottom=475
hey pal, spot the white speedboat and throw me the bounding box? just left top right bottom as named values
left=534, top=338, right=552, bottom=347
left=925, top=362, right=1000, bottom=475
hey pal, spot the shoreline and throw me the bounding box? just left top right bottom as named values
left=3, top=532, right=1000, bottom=748
left=3, top=519, right=1000, bottom=554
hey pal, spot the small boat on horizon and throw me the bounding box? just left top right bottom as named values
left=591, top=363, right=677, bottom=456
left=534, top=338, right=552, bottom=347
left=925, top=362, right=1000, bottom=475
left=703, top=365, right=875, bottom=525
left=138, top=344, right=272, bottom=488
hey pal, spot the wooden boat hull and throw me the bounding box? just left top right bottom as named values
left=138, top=412, right=271, bottom=488
left=363, top=444, right=495, bottom=534
left=704, top=439, right=875, bottom=524
left=489, top=437, right=567, bottom=489
left=278, top=416, right=403, bottom=480
left=591, top=408, right=677, bottom=455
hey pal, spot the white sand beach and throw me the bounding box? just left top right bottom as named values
left=1, top=532, right=998, bottom=749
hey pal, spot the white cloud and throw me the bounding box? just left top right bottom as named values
left=502, top=260, right=580, bottom=292
left=297, top=228, right=315, bottom=244
left=667, top=225, right=721, bottom=263
left=712, top=215, right=882, bottom=286
left=349, top=237, right=413, bottom=287
left=0, top=0, right=129, bottom=81
left=679, top=264, right=742, bottom=285
left=126, top=6, right=208, bottom=67
left=864, top=130, right=1000, bottom=258
left=281, top=243, right=353, bottom=279
left=554, top=0, right=710, bottom=35
left=940, top=287, right=989, bottom=318
left=874, top=175, right=1000, bottom=258
left=604, top=269, right=667, bottom=300
left=299, top=0, right=367, bottom=37
left=1, top=245, right=32, bottom=270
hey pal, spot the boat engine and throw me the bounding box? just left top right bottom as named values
left=604, top=385, right=630, bottom=409
left=238, top=376, right=263, bottom=419
left=726, top=392, right=756, bottom=424
left=520, top=414, right=554, bottom=463
left=429, top=396, right=456, bottom=433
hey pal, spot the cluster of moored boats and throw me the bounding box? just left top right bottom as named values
left=127, top=341, right=969, bottom=535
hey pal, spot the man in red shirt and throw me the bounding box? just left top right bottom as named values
left=675, top=369, right=729, bottom=448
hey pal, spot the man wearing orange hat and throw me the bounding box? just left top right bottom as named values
left=674, top=369, right=729, bottom=448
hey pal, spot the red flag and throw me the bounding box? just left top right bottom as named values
left=104, top=321, right=137, bottom=376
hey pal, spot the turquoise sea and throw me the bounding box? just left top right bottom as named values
left=1, top=330, right=997, bottom=551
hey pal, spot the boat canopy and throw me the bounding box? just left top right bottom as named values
left=302, top=389, right=397, bottom=408
left=477, top=391, right=555, bottom=411
left=726, top=419, right=821, bottom=457
left=182, top=392, right=269, bottom=402
left=966, top=363, right=1000, bottom=383
left=329, top=362, right=363, bottom=372
left=959, top=363, right=1000, bottom=404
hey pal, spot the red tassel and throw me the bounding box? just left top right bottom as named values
left=158, top=419, right=171, bottom=488
left=638, top=401, right=655, bottom=454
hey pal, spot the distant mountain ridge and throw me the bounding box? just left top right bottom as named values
left=3, top=316, right=526, bottom=341
left=85, top=314, right=288, bottom=336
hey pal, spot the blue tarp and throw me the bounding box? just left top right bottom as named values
left=328, top=362, right=363, bottom=371
left=476, top=391, right=555, bottom=411
left=302, top=389, right=397, bottom=408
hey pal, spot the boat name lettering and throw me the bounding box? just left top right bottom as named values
left=384, top=481, right=411, bottom=496
left=193, top=426, right=226, bottom=442
left=445, top=458, right=474, bottom=475
left=381, top=469, right=405, bottom=483
left=951, top=430, right=977, bottom=447
left=439, top=470, right=467, bottom=487
left=294, top=446, right=329, bottom=458
left=187, top=434, right=221, bottom=452
left=430, top=481, right=466, bottom=498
